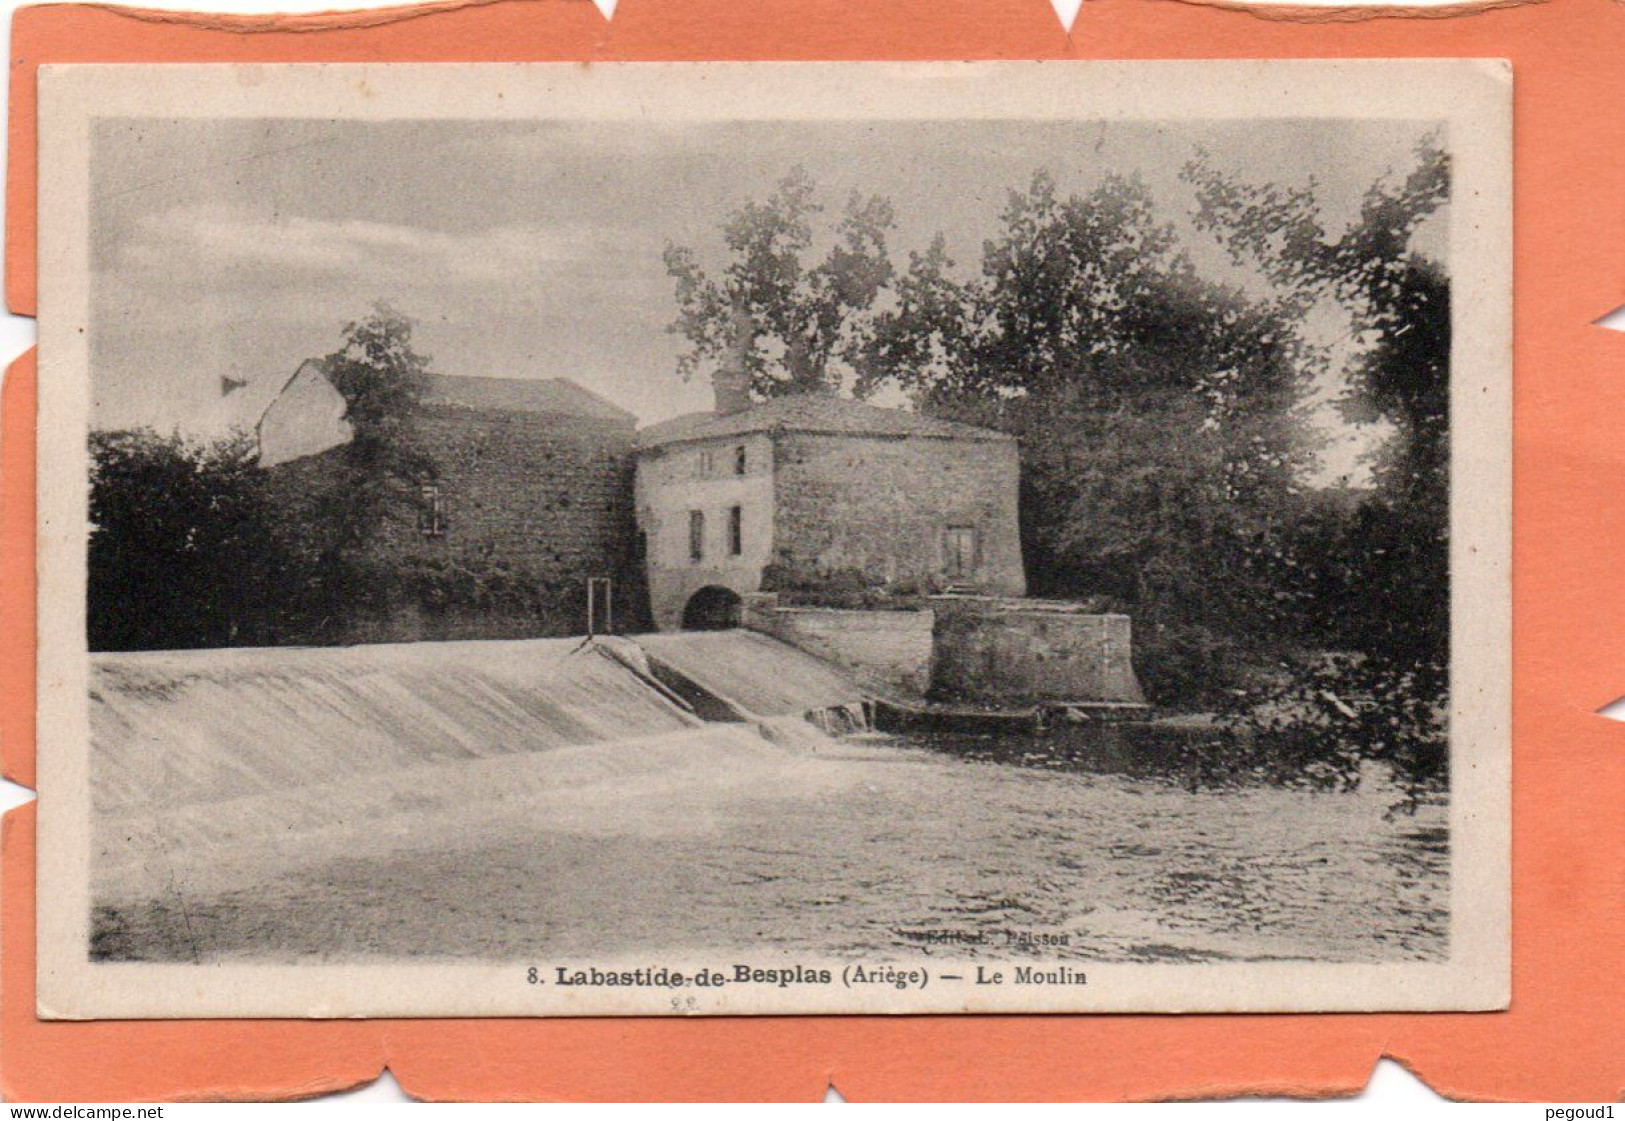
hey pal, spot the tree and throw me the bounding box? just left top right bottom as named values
left=664, top=166, right=896, bottom=398
left=1187, top=136, right=1449, bottom=498
left=863, top=171, right=1320, bottom=705
left=1186, top=138, right=1452, bottom=788
left=264, top=303, right=438, bottom=639
left=1187, top=140, right=1450, bottom=658
left=316, top=301, right=435, bottom=549
left=88, top=430, right=288, bottom=650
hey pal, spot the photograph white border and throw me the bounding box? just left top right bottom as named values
left=35, top=59, right=1511, bottom=1018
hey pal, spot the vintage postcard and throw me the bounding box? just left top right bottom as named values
left=34, top=60, right=1509, bottom=1018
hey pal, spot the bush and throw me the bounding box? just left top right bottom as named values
left=392, top=549, right=572, bottom=623
left=88, top=430, right=291, bottom=651
left=1133, top=621, right=1265, bottom=711
left=1221, top=653, right=1448, bottom=799
left=759, top=560, right=931, bottom=610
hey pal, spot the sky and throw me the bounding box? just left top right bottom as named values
left=90, top=115, right=1445, bottom=481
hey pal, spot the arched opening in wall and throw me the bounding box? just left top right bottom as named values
left=681, top=585, right=742, bottom=631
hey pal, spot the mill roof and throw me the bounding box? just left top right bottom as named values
left=421, top=374, right=635, bottom=423
left=637, top=394, right=1012, bottom=449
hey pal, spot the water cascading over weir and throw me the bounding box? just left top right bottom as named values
left=89, top=632, right=873, bottom=908
left=613, top=630, right=875, bottom=738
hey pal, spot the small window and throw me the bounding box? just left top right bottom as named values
left=419, top=484, right=447, bottom=538
left=943, top=525, right=979, bottom=580
left=733, top=445, right=747, bottom=475
left=697, top=450, right=715, bottom=478
left=728, top=505, right=743, bottom=556
left=689, top=510, right=705, bottom=562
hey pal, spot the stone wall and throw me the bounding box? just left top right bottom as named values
left=771, top=432, right=1025, bottom=598
left=271, top=403, right=642, bottom=642
left=929, top=597, right=1145, bottom=706
left=394, top=405, right=636, bottom=577
left=742, top=593, right=934, bottom=695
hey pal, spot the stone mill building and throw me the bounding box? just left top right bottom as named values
left=634, top=364, right=1026, bottom=632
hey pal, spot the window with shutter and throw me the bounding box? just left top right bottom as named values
left=689, top=510, right=705, bottom=562
left=419, top=484, right=447, bottom=538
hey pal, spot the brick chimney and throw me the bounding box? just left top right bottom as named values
left=713, top=304, right=754, bottom=416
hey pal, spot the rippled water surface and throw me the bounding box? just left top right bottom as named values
left=96, top=728, right=1449, bottom=964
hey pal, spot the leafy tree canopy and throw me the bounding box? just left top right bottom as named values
left=1185, top=137, right=1452, bottom=790
left=1186, top=136, right=1451, bottom=666
left=664, top=165, right=896, bottom=398
left=1186, top=136, right=1450, bottom=500
left=857, top=172, right=1323, bottom=703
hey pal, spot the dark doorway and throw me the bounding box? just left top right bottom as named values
left=681, top=585, right=743, bottom=630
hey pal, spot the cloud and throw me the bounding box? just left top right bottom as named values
left=118, top=205, right=615, bottom=284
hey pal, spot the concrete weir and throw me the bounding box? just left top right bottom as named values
left=90, top=636, right=704, bottom=815
left=90, top=632, right=871, bottom=819
left=627, top=630, right=873, bottom=731
left=87, top=634, right=866, bottom=901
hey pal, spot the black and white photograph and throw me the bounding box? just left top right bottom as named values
left=34, top=61, right=1510, bottom=1017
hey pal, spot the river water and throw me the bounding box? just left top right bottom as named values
left=95, top=726, right=1449, bottom=965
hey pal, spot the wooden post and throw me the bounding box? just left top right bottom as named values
left=586, top=577, right=613, bottom=637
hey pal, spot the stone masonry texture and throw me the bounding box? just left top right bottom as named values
left=742, top=594, right=934, bottom=695
left=273, top=403, right=643, bottom=642
left=930, top=598, right=1145, bottom=705
left=771, top=432, right=1026, bottom=597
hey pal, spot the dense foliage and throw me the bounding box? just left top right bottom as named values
left=669, top=147, right=1453, bottom=788
left=88, top=430, right=290, bottom=651
left=91, top=306, right=522, bottom=648
left=1187, top=138, right=1451, bottom=789
left=867, top=172, right=1323, bottom=706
